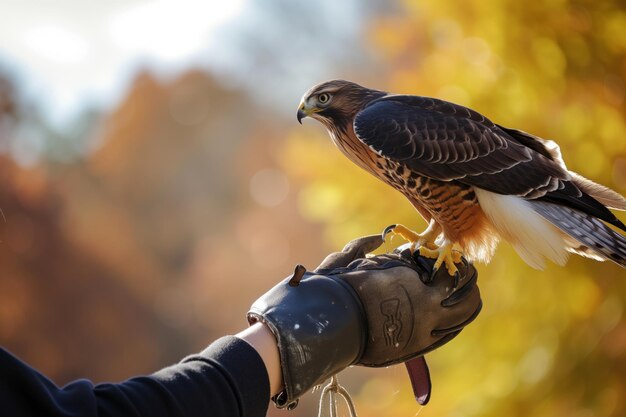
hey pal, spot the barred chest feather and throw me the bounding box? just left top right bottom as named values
left=328, top=123, right=498, bottom=259
left=375, top=158, right=482, bottom=235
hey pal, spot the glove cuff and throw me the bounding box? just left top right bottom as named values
left=248, top=272, right=366, bottom=408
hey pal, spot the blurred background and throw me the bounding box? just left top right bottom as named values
left=1, top=0, right=625, bottom=416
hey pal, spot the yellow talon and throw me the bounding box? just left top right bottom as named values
left=418, top=246, right=438, bottom=259
left=390, top=224, right=421, bottom=242
left=420, top=243, right=462, bottom=277
left=382, top=221, right=441, bottom=253
left=382, top=222, right=463, bottom=280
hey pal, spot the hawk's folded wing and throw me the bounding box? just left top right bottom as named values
left=353, top=95, right=624, bottom=229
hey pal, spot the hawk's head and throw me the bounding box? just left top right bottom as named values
left=297, top=80, right=386, bottom=129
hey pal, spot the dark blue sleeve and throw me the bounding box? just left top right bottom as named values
left=0, top=336, right=270, bottom=417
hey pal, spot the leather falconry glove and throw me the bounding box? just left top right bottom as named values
left=248, top=234, right=482, bottom=409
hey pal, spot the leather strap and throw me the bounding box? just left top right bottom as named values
left=405, top=356, right=431, bottom=405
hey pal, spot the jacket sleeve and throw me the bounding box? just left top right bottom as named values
left=0, top=336, right=270, bottom=417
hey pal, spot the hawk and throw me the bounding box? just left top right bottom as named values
left=297, top=80, right=626, bottom=278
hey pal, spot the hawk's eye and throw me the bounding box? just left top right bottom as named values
left=318, top=93, right=330, bottom=104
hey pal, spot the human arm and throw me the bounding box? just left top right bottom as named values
left=0, top=335, right=272, bottom=417
left=0, top=235, right=480, bottom=417
left=237, top=322, right=282, bottom=396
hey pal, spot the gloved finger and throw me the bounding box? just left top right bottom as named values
left=431, top=301, right=482, bottom=337
left=314, top=234, right=384, bottom=271
left=392, top=243, right=416, bottom=261
left=429, top=261, right=482, bottom=337
left=441, top=259, right=478, bottom=307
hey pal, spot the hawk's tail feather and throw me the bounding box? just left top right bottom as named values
left=474, top=189, right=569, bottom=269
left=570, top=171, right=626, bottom=211
left=531, top=201, right=626, bottom=268
left=562, top=235, right=607, bottom=262
left=540, top=181, right=626, bottom=232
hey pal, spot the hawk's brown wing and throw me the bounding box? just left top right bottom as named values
left=354, top=95, right=569, bottom=197
left=353, top=95, right=625, bottom=230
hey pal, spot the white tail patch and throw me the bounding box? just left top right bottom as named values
left=474, top=189, right=569, bottom=269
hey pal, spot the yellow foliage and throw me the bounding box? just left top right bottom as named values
left=282, top=1, right=626, bottom=415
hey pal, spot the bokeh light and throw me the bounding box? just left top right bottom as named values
left=1, top=1, right=625, bottom=416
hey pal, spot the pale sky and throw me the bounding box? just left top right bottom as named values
left=0, top=0, right=377, bottom=132
left=0, top=0, right=245, bottom=125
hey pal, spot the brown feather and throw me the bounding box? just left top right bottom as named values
left=300, top=80, right=626, bottom=268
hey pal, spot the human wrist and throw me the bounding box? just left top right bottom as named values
left=236, top=322, right=283, bottom=396
left=248, top=273, right=366, bottom=408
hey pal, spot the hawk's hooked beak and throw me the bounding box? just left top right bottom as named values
left=297, top=103, right=308, bottom=124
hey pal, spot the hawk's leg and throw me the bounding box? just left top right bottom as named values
left=382, top=220, right=441, bottom=252
left=383, top=222, right=461, bottom=284
left=419, top=241, right=463, bottom=284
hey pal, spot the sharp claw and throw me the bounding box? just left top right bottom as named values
left=427, top=266, right=438, bottom=283
left=453, top=270, right=460, bottom=288
left=381, top=224, right=397, bottom=240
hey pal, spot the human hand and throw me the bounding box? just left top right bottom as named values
left=247, top=235, right=481, bottom=408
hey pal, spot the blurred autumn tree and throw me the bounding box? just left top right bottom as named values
left=284, top=0, right=626, bottom=416
left=1, top=2, right=376, bottom=415
left=0, top=67, right=329, bottom=416
left=1, top=0, right=625, bottom=416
